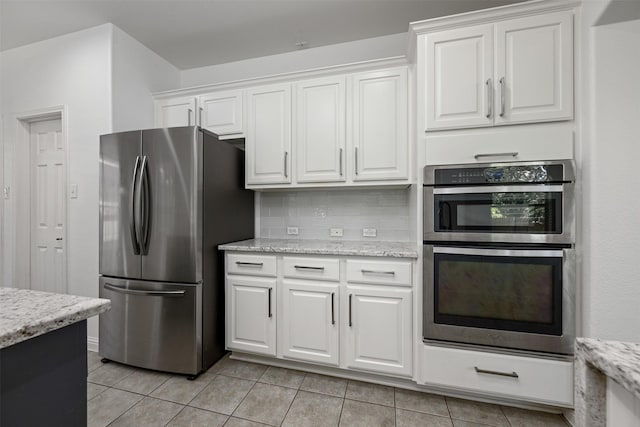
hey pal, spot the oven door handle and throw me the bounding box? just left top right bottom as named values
left=433, top=184, right=565, bottom=195
left=432, top=247, right=564, bottom=258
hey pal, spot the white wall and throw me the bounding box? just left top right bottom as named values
left=581, top=16, right=640, bottom=342
left=111, top=26, right=180, bottom=132
left=1, top=24, right=113, bottom=340
left=180, top=32, right=407, bottom=88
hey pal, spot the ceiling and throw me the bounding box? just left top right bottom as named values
left=0, top=0, right=525, bottom=70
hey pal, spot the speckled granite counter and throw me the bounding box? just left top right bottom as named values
left=574, top=338, right=640, bottom=426
left=219, top=238, right=419, bottom=258
left=0, top=287, right=111, bottom=349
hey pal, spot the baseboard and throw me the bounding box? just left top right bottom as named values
left=87, top=336, right=99, bottom=353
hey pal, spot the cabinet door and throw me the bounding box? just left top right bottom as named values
left=345, top=285, right=412, bottom=376
left=226, top=276, right=276, bottom=356
left=155, top=97, right=197, bottom=128
left=282, top=280, right=339, bottom=366
left=198, top=90, right=244, bottom=135
left=246, top=83, right=292, bottom=185
left=425, top=25, right=494, bottom=130
left=352, top=68, right=409, bottom=181
left=295, top=76, right=346, bottom=183
left=494, top=11, right=573, bottom=125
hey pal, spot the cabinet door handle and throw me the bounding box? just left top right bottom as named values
left=188, top=108, right=193, bottom=126
left=268, top=288, right=272, bottom=318
left=485, top=78, right=492, bottom=119
left=361, top=269, right=395, bottom=276
left=348, top=294, right=353, bottom=327
left=499, top=77, right=505, bottom=117
left=199, top=107, right=203, bottom=126
left=235, top=261, right=263, bottom=267
left=339, top=148, right=343, bottom=176
left=331, top=292, right=335, bottom=325
left=294, top=265, right=325, bottom=271
left=474, top=152, right=518, bottom=160
left=354, top=147, right=359, bottom=176
left=474, top=366, right=519, bottom=378
left=284, top=151, right=288, bottom=178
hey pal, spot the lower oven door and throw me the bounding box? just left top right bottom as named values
left=423, top=245, right=575, bottom=354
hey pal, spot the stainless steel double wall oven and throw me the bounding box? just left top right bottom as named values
left=423, top=161, right=576, bottom=355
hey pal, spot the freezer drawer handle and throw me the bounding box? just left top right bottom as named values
left=235, top=261, right=263, bottom=267
left=474, top=366, right=519, bottom=378
left=104, top=283, right=186, bottom=297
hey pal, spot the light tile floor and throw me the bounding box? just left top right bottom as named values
left=87, top=351, right=570, bottom=427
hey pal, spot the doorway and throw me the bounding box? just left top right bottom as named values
left=28, top=117, right=66, bottom=293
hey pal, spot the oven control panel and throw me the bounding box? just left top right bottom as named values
left=433, top=164, right=566, bottom=185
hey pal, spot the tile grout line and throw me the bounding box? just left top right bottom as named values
left=278, top=385, right=301, bottom=426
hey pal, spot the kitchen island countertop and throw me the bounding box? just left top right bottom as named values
left=219, top=238, right=419, bottom=258
left=0, top=287, right=110, bottom=349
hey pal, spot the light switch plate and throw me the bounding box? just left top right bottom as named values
left=362, top=228, right=377, bottom=237
left=3, top=186, right=9, bottom=200
left=287, top=226, right=299, bottom=235
left=330, top=228, right=343, bottom=237
left=70, top=184, right=78, bottom=199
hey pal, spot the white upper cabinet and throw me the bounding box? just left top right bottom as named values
left=155, top=97, right=197, bottom=128
left=425, top=25, right=494, bottom=130
left=352, top=68, right=409, bottom=181
left=198, top=90, right=244, bottom=135
left=494, top=11, right=573, bottom=125
left=246, top=83, right=292, bottom=185
left=423, top=10, right=573, bottom=131
left=295, top=76, right=346, bottom=183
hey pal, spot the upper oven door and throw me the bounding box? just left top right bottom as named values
left=424, top=183, right=575, bottom=244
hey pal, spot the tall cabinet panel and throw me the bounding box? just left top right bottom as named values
left=295, top=76, right=346, bottom=183
left=155, top=97, right=197, bottom=128
left=352, top=68, right=409, bottom=181
left=425, top=25, right=494, bottom=130
left=494, top=11, right=573, bottom=125
left=246, top=83, right=292, bottom=185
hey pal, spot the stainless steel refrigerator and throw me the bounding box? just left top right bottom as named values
left=98, top=126, right=254, bottom=376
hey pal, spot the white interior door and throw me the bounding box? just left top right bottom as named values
left=30, top=118, right=66, bottom=293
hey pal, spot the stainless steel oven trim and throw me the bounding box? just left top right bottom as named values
left=433, top=184, right=564, bottom=194
left=423, top=182, right=575, bottom=244
left=433, top=247, right=563, bottom=258
left=423, top=160, right=576, bottom=186
left=423, top=244, right=576, bottom=355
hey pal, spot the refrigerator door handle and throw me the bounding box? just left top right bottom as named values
left=104, top=282, right=186, bottom=297
left=130, top=156, right=141, bottom=255
left=139, top=155, right=151, bottom=255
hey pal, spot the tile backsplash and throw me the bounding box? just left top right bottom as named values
left=259, top=188, right=411, bottom=241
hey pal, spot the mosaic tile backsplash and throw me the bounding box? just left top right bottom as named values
left=259, top=188, right=411, bottom=241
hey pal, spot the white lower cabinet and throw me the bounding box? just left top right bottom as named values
left=345, top=285, right=413, bottom=377
left=281, top=280, right=339, bottom=366
left=420, top=344, right=574, bottom=407
left=226, top=276, right=276, bottom=356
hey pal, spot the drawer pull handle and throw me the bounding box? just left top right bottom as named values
left=474, top=152, right=518, bottom=160
left=361, top=269, right=395, bottom=276
left=294, top=265, right=325, bottom=271
left=474, top=367, right=519, bottom=378
left=236, top=261, right=264, bottom=267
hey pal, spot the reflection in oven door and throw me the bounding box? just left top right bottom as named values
left=423, top=245, right=576, bottom=355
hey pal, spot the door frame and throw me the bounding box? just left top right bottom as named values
left=10, top=105, right=69, bottom=291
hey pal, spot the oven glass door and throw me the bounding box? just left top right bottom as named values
left=433, top=185, right=563, bottom=235
left=432, top=246, right=563, bottom=336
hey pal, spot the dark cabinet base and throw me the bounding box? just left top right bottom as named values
left=0, top=321, right=87, bottom=427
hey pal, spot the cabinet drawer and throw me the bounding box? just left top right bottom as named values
left=421, top=344, right=573, bottom=407
left=346, top=260, right=412, bottom=286
left=283, top=257, right=340, bottom=282
left=227, top=253, right=277, bottom=277
left=424, top=122, right=573, bottom=166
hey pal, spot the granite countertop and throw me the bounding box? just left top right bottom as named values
left=576, top=337, right=640, bottom=401
left=0, top=288, right=111, bottom=349
left=219, top=238, right=419, bottom=259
